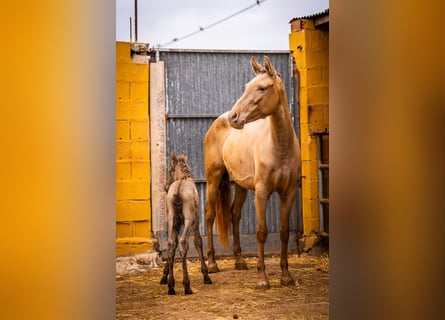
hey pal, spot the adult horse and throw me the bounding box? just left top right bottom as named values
left=204, top=56, right=301, bottom=289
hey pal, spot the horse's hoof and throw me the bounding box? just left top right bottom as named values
left=207, top=263, right=220, bottom=273
left=234, top=261, right=248, bottom=270
left=184, top=287, right=193, bottom=295
left=160, top=277, right=167, bottom=285
left=255, top=281, right=271, bottom=290
left=203, top=275, right=213, bottom=284
left=281, top=275, right=296, bottom=286
left=168, top=288, right=176, bottom=295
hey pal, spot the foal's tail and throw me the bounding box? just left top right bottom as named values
left=173, top=182, right=184, bottom=231
left=215, top=170, right=231, bottom=248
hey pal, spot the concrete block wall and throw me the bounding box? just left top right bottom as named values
left=289, top=20, right=329, bottom=246
left=116, top=41, right=152, bottom=256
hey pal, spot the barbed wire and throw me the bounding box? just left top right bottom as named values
left=156, top=0, right=267, bottom=48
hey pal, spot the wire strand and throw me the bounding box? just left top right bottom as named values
left=157, top=0, right=267, bottom=48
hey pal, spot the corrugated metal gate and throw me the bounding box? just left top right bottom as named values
left=152, top=49, right=301, bottom=255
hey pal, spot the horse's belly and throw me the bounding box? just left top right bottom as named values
left=222, top=127, right=259, bottom=189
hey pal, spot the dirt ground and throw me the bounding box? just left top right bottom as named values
left=116, top=253, right=329, bottom=320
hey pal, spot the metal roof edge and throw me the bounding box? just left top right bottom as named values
left=289, top=8, right=329, bottom=23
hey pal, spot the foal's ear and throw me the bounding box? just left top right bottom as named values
left=171, top=151, right=177, bottom=163
left=250, top=56, right=263, bottom=75
left=264, top=56, right=277, bottom=79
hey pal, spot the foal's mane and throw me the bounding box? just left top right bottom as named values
left=175, top=154, right=192, bottom=180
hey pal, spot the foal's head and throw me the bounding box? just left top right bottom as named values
left=165, top=151, right=192, bottom=191
left=228, top=56, right=284, bottom=129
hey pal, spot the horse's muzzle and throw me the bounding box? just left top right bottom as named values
left=228, top=111, right=245, bottom=129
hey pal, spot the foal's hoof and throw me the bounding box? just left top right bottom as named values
left=168, top=288, right=176, bottom=295
left=184, top=287, right=193, bottom=295
left=281, top=275, right=296, bottom=286
left=203, top=275, right=213, bottom=284
left=255, top=281, right=271, bottom=290
left=234, top=261, right=248, bottom=270
left=160, top=277, right=167, bottom=285
left=207, top=263, right=220, bottom=273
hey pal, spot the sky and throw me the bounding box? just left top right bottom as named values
left=116, top=0, right=329, bottom=50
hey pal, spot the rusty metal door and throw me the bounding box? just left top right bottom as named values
left=151, top=49, right=301, bottom=256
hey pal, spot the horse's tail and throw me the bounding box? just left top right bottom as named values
left=215, top=170, right=231, bottom=248
left=173, top=182, right=184, bottom=231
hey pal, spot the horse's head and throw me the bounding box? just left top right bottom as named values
left=228, top=56, right=283, bottom=129
left=164, top=151, right=191, bottom=192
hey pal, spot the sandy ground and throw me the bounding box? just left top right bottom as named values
left=116, top=253, right=329, bottom=320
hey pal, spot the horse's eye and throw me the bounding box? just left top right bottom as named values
left=258, top=87, right=267, bottom=92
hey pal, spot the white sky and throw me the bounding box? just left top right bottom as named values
left=116, top=0, right=329, bottom=50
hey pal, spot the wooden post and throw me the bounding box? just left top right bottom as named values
left=149, top=61, right=167, bottom=250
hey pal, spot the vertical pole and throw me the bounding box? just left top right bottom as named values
left=134, top=0, right=138, bottom=42
left=129, top=17, right=132, bottom=42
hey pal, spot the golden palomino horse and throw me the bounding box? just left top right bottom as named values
left=204, top=56, right=301, bottom=289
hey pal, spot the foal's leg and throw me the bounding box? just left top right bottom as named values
left=232, top=184, right=248, bottom=270
left=179, top=215, right=193, bottom=294
left=193, top=219, right=212, bottom=284
left=193, top=222, right=212, bottom=284
left=279, top=188, right=298, bottom=286
left=166, top=232, right=178, bottom=295
left=255, top=186, right=271, bottom=289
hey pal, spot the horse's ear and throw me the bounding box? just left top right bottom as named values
left=171, top=151, right=177, bottom=163
left=264, top=56, right=277, bottom=79
left=250, top=56, right=263, bottom=75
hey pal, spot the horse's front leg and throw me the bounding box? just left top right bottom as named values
left=232, top=184, right=248, bottom=270
left=255, top=187, right=270, bottom=290
left=279, top=188, right=298, bottom=286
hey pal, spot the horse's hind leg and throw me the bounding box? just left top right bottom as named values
left=205, top=173, right=223, bottom=273
left=232, top=184, right=248, bottom=270
left=193, top=222, right=212, bottom=284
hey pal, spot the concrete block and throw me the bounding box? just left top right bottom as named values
left=133, top=220, right=151, bottom=238
left=116, top=180, right=150, bottom=200
left=307, top=86, right=329, bottom=104
left=116, top=221, right=132, bottom=238
left=116, top=42, right=130, bottom=63
left=130, top=82, right=148, bottom=102
left=301, top=176, right=319, bottom=199
left=116, top=121, right=130, bottom=141
left=116, top=141, right=131, bottom=161
left=130, top=120, right=148, bottom=141
left=116, top=161, right=131, bottom=180
left=302, top=160, right=320, bottom=184
left=116, top=200, right=150, bottom=222
left=306, top=50, right=329, bottom=68
left=306, top=68, right=322, bottom=86
left=128, top=101, right=148, bottom=120
left=132, top=161, right=150, bottom=180
left=116, top=81, right=130, bottom=101
left=131, top=141, right=149, bottom=161
left=116, top=101, right=130, bottom=120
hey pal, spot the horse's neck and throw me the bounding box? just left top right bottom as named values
left=269, top=91, right=296, bottom=152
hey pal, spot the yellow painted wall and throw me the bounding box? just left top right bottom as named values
left=289, top=21, right=329, bottom=246
left=116, top=42, right=152, bottom=256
